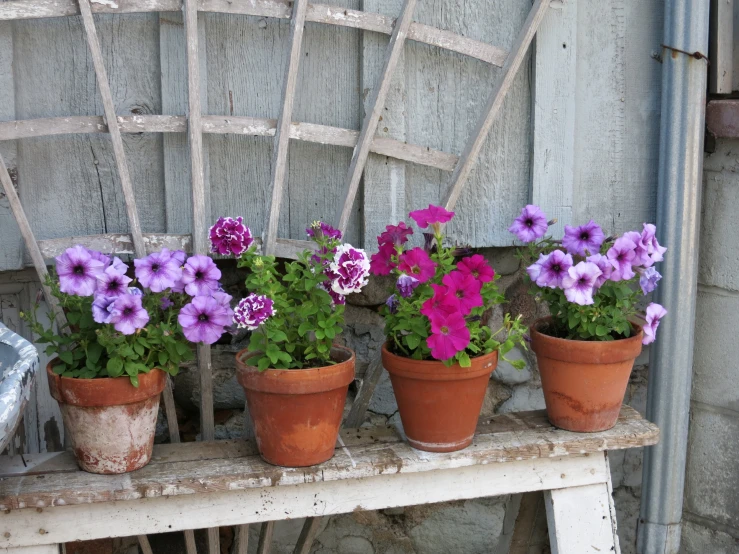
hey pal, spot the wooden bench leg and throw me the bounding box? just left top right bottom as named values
left=1, top=546, right=60, bottom=553
left=544, top=454, right=620, bottom=554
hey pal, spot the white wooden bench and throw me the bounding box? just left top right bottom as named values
left=0, top=406, right=658, bottom=554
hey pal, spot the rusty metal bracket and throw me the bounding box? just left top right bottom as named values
left=661, top=43, right=710, bottom=65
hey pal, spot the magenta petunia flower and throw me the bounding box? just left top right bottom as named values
left=562, top=220, right=605, bottom=256
left=396, top=274, right=419, bottom=298
left=420, top=284, right=457, bottom=320
left=508, top=205, right=548, bottom=243
left=134, top=248, right=183, bottom=293
left=442, top=270, right=483, bottom=315
left=639, top=224, right=667, bottom=267
left=307, top=221, right=343, bottom=241
left=210, top=216, right=253, bottom=257
left=179, top=295, right=232, bottom=344
left=109, top=294, right=150, bottom=335
left=370, top=242, right=397, bottom=276
left=378, top=222, right=414, bottom=247
left=56, top=245, right=106, bottom=297
left=398, top=247, right=437, bottom=284
left=181, top=255, right=222, bottom=297
left=96, top=265, right=132, bottom=298
left=92, top=295, right=116, bottom=324
left=586, top=254, right=613, bottom=288
left=233, top=293, right=275, bottom=331
left=561, top=262, right=602, bottom=306
left=456, top=254, right=495, bottom=283
left=642, top=302, right=667, bottom=345
left=639, top=266, right=662, bottom=295
left=536, top=250, right=573, bottom=289
left=607, top=236, right=637, bottom=281
left=328, top=244, right=370, bottom=295
left=409, top=204, right=455, bottom=229
left=426, top=312, right=471, bottom=361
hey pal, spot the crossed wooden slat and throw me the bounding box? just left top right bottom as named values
left=0, top=0, right=552, bottom=552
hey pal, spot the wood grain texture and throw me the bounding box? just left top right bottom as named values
left=263, top=0, right=309, bottom=255
left=137, top=535, right=154, bottom=554
left=292, top=517, right=322, bottom=554
left=234, top=524, right=249, bottom=554
left=345, top=353, right=384, bottom=428
left=336, top=0, right=416, bottom=233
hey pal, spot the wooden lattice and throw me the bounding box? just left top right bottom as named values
left=0, top=0, right=552, bottom=552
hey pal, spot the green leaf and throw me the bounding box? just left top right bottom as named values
left=59, top=351, right=73, bottom=365
left=129, top=374, right=140, bottom=388
left=457, top=352, right=471, bottom=368
left=595, top=325, right=608, bottom=337
left=107, top=358, right=124, bottom=378
left=133, top=342, right=145, bottom=356
left=158, top=351, right=169, bottom=367
left=52, top=364, right=66, bottom=375
left=405, top=334, right=421, bottom=351
left=87, top=342, right=103, bottom=365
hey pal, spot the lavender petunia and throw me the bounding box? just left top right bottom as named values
left=562, top=220, right=605, bottom=256
left=96, top=265, right=132, bottom=298
left=607, top=236, right=637, bottom=281
left=623, top=231, right=651, bottom=267
left=134, top=248, right=183, bottom=293
left=109, top=294, right=150, bottom=335
left=179, top=295, right=232, bottom=344
left=181, top=255, right=222, bottom=296
left=508, top=205, right=548, bottom=243
left=586, top=254, right=613, bottom=289
left=385, top=294, right=399, bottom=314
left=233, top=293, right=275, bottom=331
left=109, top=257, right=129, bottom=276
left=639, top=266, right=662, bottom=295
left=127, top=287, right=143, bottom=296
left=56, top=245, right=106, bottom=297
left=328, top=244, right=370, bottom=295
left=92, top=295, right=116, bottom=324
left=526, top=253, right=546, bottom=283
left=535, top=250, right=573, bottom=289
left=639, top=224, right=667, bottom=267
left=396, top=274, right=420, bottom=298
left=561, top=262, right=602, bottom=306
left=642, top=302, right=667, bottom=345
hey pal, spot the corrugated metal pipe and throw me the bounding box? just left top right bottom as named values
left=636, top=1, right=710, bottom=553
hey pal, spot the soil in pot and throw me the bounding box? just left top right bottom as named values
left=530, top=318, right=643, bottom=432
left=47, top=362, right=166, bottom=474
left=382, top=343, right=498, bottom=453
left=235, top=346, right=355, bottom=467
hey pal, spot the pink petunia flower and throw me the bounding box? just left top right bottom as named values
left=441, top=270, right=483, bottom=315
left=398, top=247, right=437, bottom=283
left=426, top=312, right=471, bottom=361
left=420, top=284, right=457, bottom=320
left=378, top=222, right=414, bottom=247
left=409, top=204, right=455, bottom=229
left=456, top=254, right=495, bottom=283
left=370, top=242, right=397, bottom=276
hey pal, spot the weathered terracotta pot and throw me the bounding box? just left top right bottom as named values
left=530, top=318, right=643, bottom=432
left=236, top=346, right=355, bottom=467
left=47, top=361, right=166, bottom=474
left=382, top=343, right=498, bottom=453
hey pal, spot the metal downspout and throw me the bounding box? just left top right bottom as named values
left=636, top=1, right=710, bottom=553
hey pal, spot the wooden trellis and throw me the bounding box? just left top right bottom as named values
left=0, top=0, right=552, bottom=552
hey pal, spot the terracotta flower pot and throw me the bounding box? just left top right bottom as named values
left=530, top=318, right=643, bottom=432
left=382, top=343, right=498, bottom=452
left=235, top=346, right=355, bottom=467
left=46, top=362, right=166, bottom=474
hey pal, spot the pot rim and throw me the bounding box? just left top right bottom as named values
left=381, top=343, right=498, bottom=381
left=46, top=360, right=166, bottom=407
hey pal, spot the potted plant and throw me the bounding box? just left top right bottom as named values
left=23, top=246, right=231, bottom=473
left=370, top=205, right=527, bottom=453
left=509, top=205, right=668, bottom=432
left=217, top=218, right=370, bottom=467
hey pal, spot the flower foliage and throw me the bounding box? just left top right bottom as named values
left=231, top=220, right=370, bottom=371
left=23, top=246, right=232, bottom=386
left=373, top=205, right=527, bottom=368
left=510, top=205, right=668, bottom=344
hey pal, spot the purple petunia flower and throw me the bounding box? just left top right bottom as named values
left=535, top=250, right=573, bottom=289
left=318, top=281, right=346, bottom=307
left=328, top=244, right=370, bottom=295
left=160, top=296, right=174, bottom=310
left=109, top=294, right=150, bottom=335
left=562, top=220, right=605, bottom=256
left=526, top=253, right=546, bottom=283
left=96, top=265, right=132, bottom=298
left=56, top=245, right=106, bottom=297
left=622, top=231, right=651, bottom=267
left=508, top=205, right=548, bottom=243
left=172, top=250, right=187, bottom=266
left=134, top=248, right=183, bottom=293
left=385, top=294, right=399, bottom=314
left=209, top=216, right=253, bottom=257
left=396, top=274, right=420, bottom=298
left=109, top=257, right=129, bottom=276
left=586, top=254, right=613, bottom=289
left=307, top=221, right=343, bottom=241
left=92, top=295, right=116, bottom=324
left=561, top=262, right=602, bottom=306
left=607, top=236, right=637, bottom=281
left=127, top=287, right=143, bottom=296
left=87, top=249, right=111, bottom=267
left=639, top=224, right=667, bottom=267
left=179, top=295, right=232, bottom=344
left=212, top=291, right=233, bottom=311
left=234, top=294, right=275, bottom=331
left=639, top=266, right=662, bottom=295
left=181, top=255, right=222, bottom=297
left=642, top=302, right=667, bottom=345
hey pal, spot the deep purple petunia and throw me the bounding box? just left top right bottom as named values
left=457, top=254, right=495, bottom=283
left=306, top=221, right=343, bottom=241
left=639, top=266, right=662, bottom=295
left=508, top=205, right=548, bottom=243
left=562, top=220, right=605, bottom=256
left=92, top=295, right=116, bottom=324
left=642, top=303, right=667, bottom=345
left=396, top=274, right=420, bottom=298
left=210, top=216, right=253, bottom=257
left=535, top=250, right=573, bottom=289
left=96, top=265, right=132, bottom=298
left=607, top=236, right=637, bottom=281
left=233, top=293, right=275, bottom=331
left=385, top=294, right=400, bottom=314
left=179, top=295, right=232, bottom=344
left=56, top=245, right=106, bottom=297
left=181, top=255, right=222, bottom=296
left=409, top=205, right=455, bottom=229
left=561, top=262, right=602, bottom=306
left=378, top=222, right=414, bottom=247
left=109, top=294, right=150, bottom=335
left=134, top=248, right=183, bottom=293
left=586, top=254, right=613, bottom=288
left=328, top=244, right=370, bottom=295
left=318, top=281, right=346, bottom=307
